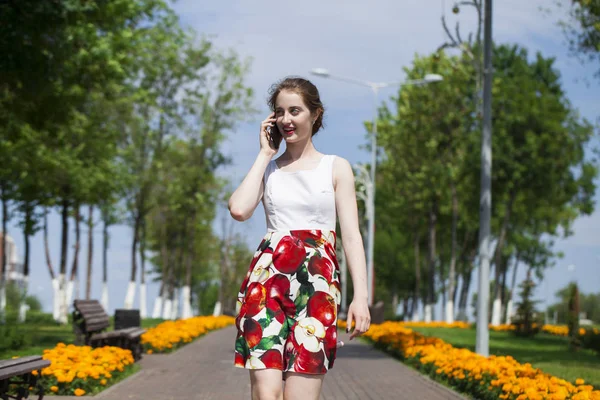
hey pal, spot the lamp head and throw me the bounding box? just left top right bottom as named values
left=311, top=68, right=330, bottom=78
left=424, top=73, right=443, bottom=82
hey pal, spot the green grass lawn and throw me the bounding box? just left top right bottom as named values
left=411, top=326, right=600, bottom=389
left=0, top=317, right=165, bottom=359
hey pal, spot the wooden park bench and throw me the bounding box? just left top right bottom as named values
left=72, top=300, right=146, bottom=361
left=0, top=356, right=51, bottom=400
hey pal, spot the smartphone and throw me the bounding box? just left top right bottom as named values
left=267, top=114, right=282, bottom=150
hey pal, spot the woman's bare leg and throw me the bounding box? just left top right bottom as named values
left=249, top=369, right=284, bottom=400
left=282, top=372, right=324, bottom=400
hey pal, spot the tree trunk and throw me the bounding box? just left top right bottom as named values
left=125, top=212, right=141, bottom=309
left=44, top=209, right=56, bottom=281
left=86, top=205, right=93, bottom=300
left=446, top=181, right=459, bottom=323
left=162, top=240, right=177, bottom=320
left=101, top=209, right=109, bottom=311
left=44, top=209, right=60, bottom=320
left=426, top=200, right=437, bottom=323
left=173, top=237, right=186, bottom=320
left=457, top=249, right=476, bottom=321
left=505, top=252, right=520, bottom=324
left=139, top=218, right=147, bottom=318
left=452, top=274, right=461, bottom=308
left=0, top=186, right=7, bottom=280
left=0, top=187, right=8, bottom=322
left=412, top=232, right=421, bottom=321
left=152, top=281, right=164, bottom=319
left=19, top=206, right=32, bottom=322
left=68, top=205, right=81, bottom=307
left=182, top=218, right=195, bottom=319
left=217, top=217, right=232, bottom=317
left=499, top=254, right=508, bottom=323
left=439, top=246, right=446, bottom=322
left=58, top=196, right=70, bottom=324
left=391, top=289, right=398, bottom=317
left=491, top=193, right=515, bottom=325
left=154, top=209, right=169, bottom=319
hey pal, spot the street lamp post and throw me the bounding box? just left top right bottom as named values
left=310, top=68, right=443, bottom=306
left=475, top=0, right=494, bottom=357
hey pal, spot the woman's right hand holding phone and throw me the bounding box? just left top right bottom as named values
left=260, top=112, right=279, bottom=157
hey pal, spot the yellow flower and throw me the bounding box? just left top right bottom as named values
left=576, top=379, right=585, bottom=385
left=141, top=316, right=235, bottom=353
left=362, top=321, right=600, bottom=400
left=50, top=386, right=58, bottom=393
left=74, top=388, right=86, bottom=396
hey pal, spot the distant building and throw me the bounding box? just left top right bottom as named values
left=0, top=231, right=24, bottom=283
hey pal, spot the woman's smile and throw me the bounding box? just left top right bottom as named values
left=283, top=126, right=296, bottom=135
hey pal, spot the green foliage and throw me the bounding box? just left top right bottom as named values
left=0, top=324, right=31, bottom=353
left=195, top=282, right=219, bottom=316
left=0, top=0, right=255, bottom=318
left=548, top=284, right=600, bottom=324
left=373, top=41, right=597, bottom=320
left=4, top=281, right=42, bottom=313
left=554, top=0, right=600, bottom=78
left=579, top=329, right=600, bottom=356
left=511, top=275, right=543, bottom=337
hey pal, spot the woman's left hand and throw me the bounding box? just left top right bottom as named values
left=346, top=298, right=371, bottom=340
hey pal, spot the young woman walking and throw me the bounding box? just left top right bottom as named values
left=229, top=77, right=370, bottom=400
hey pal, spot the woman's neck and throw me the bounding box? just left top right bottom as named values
left=281, top=139, right=319, bottom=162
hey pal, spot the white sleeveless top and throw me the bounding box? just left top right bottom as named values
left=262, top=155, right=337, bottom=232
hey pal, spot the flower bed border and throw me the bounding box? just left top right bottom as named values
left=343, top=321, right=600, bottom=400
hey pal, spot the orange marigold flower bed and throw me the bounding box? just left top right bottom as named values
left=364, top=322, right=600, bottom=400
left=141, top=315, right=235, bottom=353
left=29, top=343, right=135, bottom=396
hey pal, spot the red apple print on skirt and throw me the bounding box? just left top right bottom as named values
left=294, top=344, right=326, bottom=374
left=290, top=230, right=325, bottom=248
left=307, top=291, right=337, bottom=327
left=272, top=235, right=306, bottom=274
left=323, top=325, right=338, bottom=369
left=234, top=230, right=340, bottom=375
left=243, top=318, right=263, bottom=349
left=307, top=252, right=334, bottom=283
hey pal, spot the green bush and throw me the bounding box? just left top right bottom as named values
left=0, top=324, right=32, bottom=352
left=579, top=329, right=600, bottom=356
left=24, top=311, right=58, bottom=325
left=511, top=276, right=543, bottom=338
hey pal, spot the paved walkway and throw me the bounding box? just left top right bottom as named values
left=48, top=326, right=466, bottom=399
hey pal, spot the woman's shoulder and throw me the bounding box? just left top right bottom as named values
left=330, top=154, right=350, bottom=168
left=331, top=155, right=354, bottom=183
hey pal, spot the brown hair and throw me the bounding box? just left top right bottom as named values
left=267, top=77, right=325, bottom=136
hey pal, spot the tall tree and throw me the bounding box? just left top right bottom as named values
left=552, top=0, right=600, bottom=79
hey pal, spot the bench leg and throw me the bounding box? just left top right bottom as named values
left=16, top=386, right=28, bottom=400
left=0, top=371, right=45, bottom=400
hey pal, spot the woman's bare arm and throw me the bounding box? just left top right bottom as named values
left=228, top=151, right=273, bottom=221
left=333, top=156, right=371, bottom=338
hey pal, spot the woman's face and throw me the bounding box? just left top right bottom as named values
left=274, top=90, right=314, bottom=144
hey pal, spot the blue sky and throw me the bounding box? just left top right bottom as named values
left=7, top=0, right=599, bottom=318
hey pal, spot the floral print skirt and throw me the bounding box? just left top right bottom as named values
left=233, top=229, right=341, bottom=375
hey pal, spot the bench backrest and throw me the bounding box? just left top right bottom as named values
left=73, top=299, right=110, bottom=333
